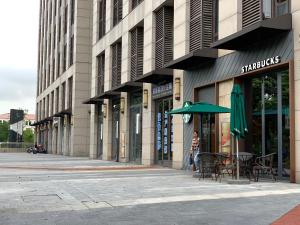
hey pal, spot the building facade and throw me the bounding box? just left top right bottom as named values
left=86, top=0, right=300, bottom=183
left=34, top=0, right=92, bottom=156
left=35, top=0, right=300, bottom=183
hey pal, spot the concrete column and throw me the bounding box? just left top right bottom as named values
left=142, top=83, right=155, bottom=166
left=172, top=1, right=189, bottom=169
left=119, top=92, right=129, bottom=162
left=218, top=0, right=242, bottom=57
left=103, top=99, right=113, bottom=160
left=292, top=0, right=300, bottom=182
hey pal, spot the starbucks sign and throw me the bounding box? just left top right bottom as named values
left=182, top=101, right=192, bottom=124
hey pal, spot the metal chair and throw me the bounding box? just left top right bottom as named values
left=253, top=153, right=276, bottom=182
left=198, top=152, right=216, bottom=180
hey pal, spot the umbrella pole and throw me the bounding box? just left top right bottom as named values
left=236, top=137, right=239, bottom=180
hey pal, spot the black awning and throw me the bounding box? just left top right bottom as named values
left=134, top=68, right=173, bottom=84
left=110, top=81, right=143, bottom=92
left=82, top=96, right=103, bottom=104
left=164, top=48, right=218, bottom=70
left=31, top=121, right=42, bottom=126
left=211, top=14, right=292, bottom=50
left=53, top=108, right=72, bottom=117
left=96, top=90, right=121, bottom=99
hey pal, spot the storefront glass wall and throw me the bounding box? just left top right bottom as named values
left=245, top=69, right=290, bottom=178
left=97, top=104, right=103, bottom=159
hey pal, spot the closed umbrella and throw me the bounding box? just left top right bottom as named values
left=230, top=84, right=248, bottom=180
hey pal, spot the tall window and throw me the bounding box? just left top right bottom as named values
left=111, top=41, right=122, bottom=88
left=63, top=44, right=67, bottom=72
left=155, top=6, right=173, bottom=69
left=113, top=0, right=122, bottom=26
left=190, top=0, right=216, bottom=52
left=68, top=77, right=73, bottom=109
left=130, top=26, right=144, bottom=80
left=69, top=35, right=74, bottom=67
left=131, top=0, right=143, bottom=10
left=98, top=0, right=106, bottom=39
left=56, top=87, right=60, bottom=113
left=64, top=5, right=68, bottom=35
left=51, top=91, right=54, bottom=115
left=97, top=54, right=105, bottom=95
left=70, top=0, right=75, bottom=25
left=61, top=82, right=66, bottom=110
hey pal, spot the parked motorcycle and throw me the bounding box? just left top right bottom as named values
left=26, top=145, right=47, bottom=154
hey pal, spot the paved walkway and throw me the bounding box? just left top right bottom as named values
left=0, top=153, right=300, bottom=225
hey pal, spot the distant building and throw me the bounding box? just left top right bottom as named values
left=0, top=112, right=35, bottom=131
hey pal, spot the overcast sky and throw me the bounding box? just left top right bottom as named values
left=0, top=0, right=39, bottom=115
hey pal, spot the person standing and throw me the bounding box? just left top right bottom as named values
left=190, top=131, right=200, bottom=171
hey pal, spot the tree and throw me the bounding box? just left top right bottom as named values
left=23, top=129, right=34, bottom=143
left=0, top=121, right=9, bottom=142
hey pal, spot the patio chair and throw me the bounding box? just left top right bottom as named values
left=215, top=153, right=233, bottom=182
left=198, top=152, right=216, bottom=180
left=253, top=153, right=276, bottom=182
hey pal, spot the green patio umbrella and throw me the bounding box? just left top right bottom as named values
left=168, top=102, right=231, bottom=114
left=230, top=84, right=248, bottom=180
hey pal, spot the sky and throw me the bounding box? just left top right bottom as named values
left=0, top=0, right=39, bottom=115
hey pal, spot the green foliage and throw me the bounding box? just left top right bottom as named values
left=0, top=121, right=9, bottom=142
left=23, top=129, right=34, bottom=143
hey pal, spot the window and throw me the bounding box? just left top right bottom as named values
left=62, top=82, right=66, bottom=110
left=68, top=77, right=73, bottom=109
left=70, top=0, right=75, bottom=25
left=64, top=5, right=68, bottom=35
left=63, top=44, right=67, bottom=72
left=97, top=54, right=105, bottom=94
left=69, top=35, right=74, bottom=67
left=130, top=26, right=144, bottom=80
left=243, top=0, right=290, bottom=28
left=51, top=91, right=54, bottom=115
left=131, top=0, right=143, bottom=10
left=56, top=87, right=60, bottom=113
left=98, top=0, right=106, bottom=39
left=57, top=51, right=60, bottom=77
left=113, top=0, right=122, bottom=26
left=155, top=6, right=173, bottom=69
left=111, top=41, right=122, bottom=88
left=190, top=0, right=216, bottom=52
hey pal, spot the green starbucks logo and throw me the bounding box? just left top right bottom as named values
left=182, top=101, right=192, bottom=124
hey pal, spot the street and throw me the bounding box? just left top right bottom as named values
left=0, top=153, right=299, bottom=225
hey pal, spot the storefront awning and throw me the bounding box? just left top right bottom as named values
left=111, top=81, right=143, bottom=92
left=30, top=121, right=43, bottom=126
left=96, top=90, right=121, bottom=99
left=211, top=14, right=292, bottom=50
left=82, top=96, right=103, bottom=104
left=134, top=68, right=173, bottom=84
left=164, top=48, right=218, bottom=70
left=53, top=108, right=72, bottom=117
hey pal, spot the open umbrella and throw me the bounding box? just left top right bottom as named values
left=168, top=102, right=230, bottom=114
left=230, top=84, right=248, bottom=180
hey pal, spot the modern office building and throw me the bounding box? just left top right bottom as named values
left=34, top=0, right=300, bottom=183
left=33, top=0, right=92, bottom=156
left=85, top=0, right=300, bottom=183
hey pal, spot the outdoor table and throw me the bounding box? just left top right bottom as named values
left=233, top=152, right=255, bottom=179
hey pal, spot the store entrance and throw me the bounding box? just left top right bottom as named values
left=129, top=92, right=142, bottom=163
left=155, top=98, right=173, bottom=167
left=97, top=104, right=103, bottom=159
left=244, top=69, right=290, bottom=178
left=111, top=99, right=120, bottom=162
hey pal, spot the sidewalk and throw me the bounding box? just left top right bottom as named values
left=0, top=153, right=150, bottom=171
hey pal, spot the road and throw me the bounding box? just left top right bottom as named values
left=0, top=153, right=299, bottom=225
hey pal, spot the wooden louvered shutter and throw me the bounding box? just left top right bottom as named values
left=112, top=42, right=121, bottom=88
left=97, top=54, right=105, bottom=94
left=131, top=27, right=144, bottom=80
left=155, top=7, right=173, bottom=70
left=98, top=0, right=106, bottom=39
left=242, top=0, right=262, bottom=28
left=190, top=0, right=214, bottom=52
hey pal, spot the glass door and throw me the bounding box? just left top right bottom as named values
left=248, top=69, right=289, bottom=178
left=129, top=92, right=142, bottom=163
left=155, top=98, right=173, bottom=167
left=112, top=99, right=120, bottom=162
left=97, top=104, right=103, bottom=159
